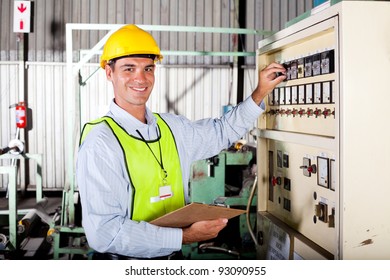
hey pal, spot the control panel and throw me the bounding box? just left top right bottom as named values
left=256, top=1, right=390, bottom=260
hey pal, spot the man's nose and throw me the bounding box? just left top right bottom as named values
left=133, top=70, right=147, bottom=83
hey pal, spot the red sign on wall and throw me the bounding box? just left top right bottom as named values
left=13, top=1, right=31, bottom=33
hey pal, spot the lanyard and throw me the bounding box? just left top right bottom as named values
left=136, top=129, right=168, bottom=184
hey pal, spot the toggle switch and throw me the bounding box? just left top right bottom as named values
left=322, top=108, right=332, bottom=118
left=298, top=108, right=306, bottom=117
left=271, top=176, right=282, bottom=186
left=314, top=108, right=322, bottom=118
left=300, top=157, right=317, bottom=177
left=291, top=108, right=298, bottom=117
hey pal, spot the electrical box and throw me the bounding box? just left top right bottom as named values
left=256, top=1, right=390, bottom=260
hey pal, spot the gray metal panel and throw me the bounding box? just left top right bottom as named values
left=0, top=1, right=17, bottom=61
left=245, top=0, right=313, bottom=65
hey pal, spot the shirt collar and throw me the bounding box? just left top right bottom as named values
left=107, top=99, right=157, bottom=136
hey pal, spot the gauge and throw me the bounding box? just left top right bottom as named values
left=304, top=55, right=313, bottom=77
left=284, top=61, right=291, bottom=80
left=274, top=87, right=279, bottom=105
left=331, top=80, right=336, bottom=103
left=290, top=60, right=298, bottom=80
left=298, top=85, right=305, bottom=104
left=297, top=58, right=305, bottom=79
left=305, top=84, right=313, bottom=104
left=285, top=87, right=291, bottom=104
left=279, top=87, right=285, bottom=105
left=314, top=83, right=322, bottom=104
left=322, top=81, right=331, bottom=103
left=320, top=49, right=334, bottom=74
left=317, top=156, right=329, bottom=188
left=312, top=53, right=321, bottom=76
left=291, top=86, right=298, bottom=104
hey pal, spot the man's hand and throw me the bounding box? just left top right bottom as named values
left=252, top=62, right=286, bottom=105
left=182, top=218, right=228, bottom=244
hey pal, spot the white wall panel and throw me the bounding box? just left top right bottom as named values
left=0, top=62, right=21, bottom=189
left=28, top=63, right=67, bottom=190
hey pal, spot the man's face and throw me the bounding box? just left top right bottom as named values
left=105, top=57, right=156, bottom=112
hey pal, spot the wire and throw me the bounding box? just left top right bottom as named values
left=246, top=174, right=258, bottom=246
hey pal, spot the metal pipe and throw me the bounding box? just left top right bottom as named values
left=17, top=197, right=51, bottom=235
left=17, top=209, right=39, bottom=235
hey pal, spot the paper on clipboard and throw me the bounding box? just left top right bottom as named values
left=150, top=202, right=246, bottom=228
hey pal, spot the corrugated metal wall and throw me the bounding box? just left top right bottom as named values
left=79, top=65, right=236, bottom=124
left=0, top=0, right=313, bottom=190
left=1, top=0, right=313, bottom=64
left=0, top=62, right=22, bottom=189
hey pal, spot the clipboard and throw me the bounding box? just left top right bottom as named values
left=150, top=202, right=246, bottom=228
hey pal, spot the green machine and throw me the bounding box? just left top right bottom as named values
left=182, top=147, right=258, bottom=259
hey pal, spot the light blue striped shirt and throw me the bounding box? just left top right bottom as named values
left=76, top=96, right=264, bottom=258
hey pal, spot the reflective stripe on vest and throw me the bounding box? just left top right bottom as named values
left=79, top=114, right=185, bottom=222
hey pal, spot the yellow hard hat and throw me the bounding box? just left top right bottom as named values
left=100, top=24, right=163, bottom=69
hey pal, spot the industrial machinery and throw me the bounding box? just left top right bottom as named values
left=0, top=102, right=49, bottom=258
left=183, top=144, right=258, bottom=259
left=0, top=137, right=52, bottom=258
left=0, top=102, right=89, bottom=259
left=255, top=1, right=390, bottom=259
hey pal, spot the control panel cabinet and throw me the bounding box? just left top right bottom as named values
left=256, top=1, right=390, bottom=260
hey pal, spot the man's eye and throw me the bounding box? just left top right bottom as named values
left=145, top=67, right=154, bottom=72
left=125, top=68, right=135, bottom=72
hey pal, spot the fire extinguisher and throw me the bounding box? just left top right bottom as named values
left=15, top=101, right=27, bottom=129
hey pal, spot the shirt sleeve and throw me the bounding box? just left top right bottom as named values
left=76, top=124, right=182, bottom=258
left=164, top=95, right=264, bottom=163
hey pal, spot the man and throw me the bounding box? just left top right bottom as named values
left=76, top=24, right=286, bottom=259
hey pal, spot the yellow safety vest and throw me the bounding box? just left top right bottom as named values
left=79, top=114, right=185, bottom=222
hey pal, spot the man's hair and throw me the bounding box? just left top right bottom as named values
left=107, top=54, right=157, bottom=72
left=107, top=59, right=117, bottom=71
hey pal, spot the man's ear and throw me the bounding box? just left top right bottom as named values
left=105, top=65, right=113, bottom=81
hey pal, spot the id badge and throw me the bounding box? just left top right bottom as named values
left=159, top=185, right=173, bottom=200
left=150, top=185, right=173, bottom=203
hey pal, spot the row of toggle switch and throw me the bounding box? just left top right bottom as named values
left=266, top=107, right=335, bottom=118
